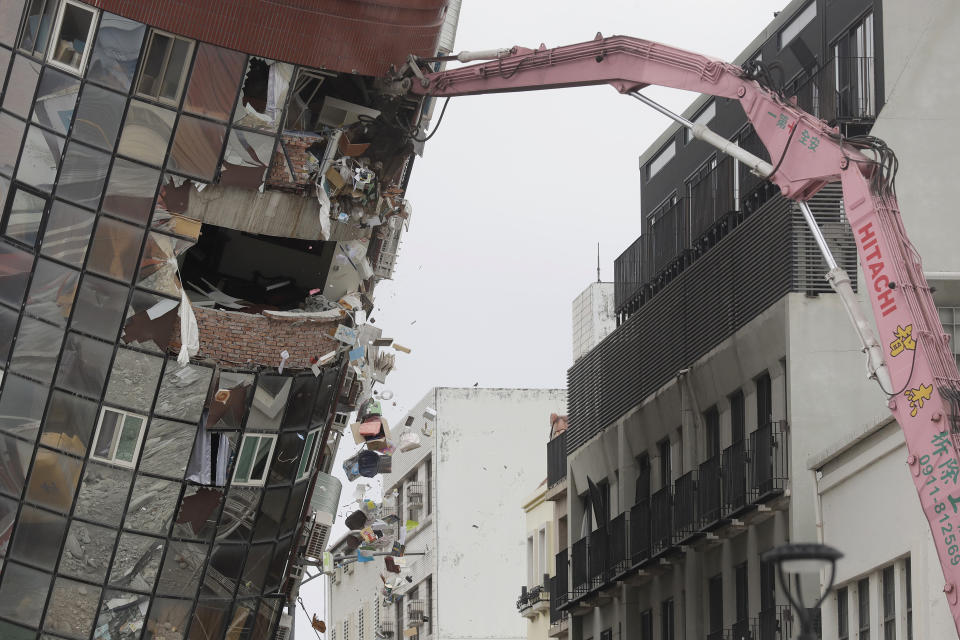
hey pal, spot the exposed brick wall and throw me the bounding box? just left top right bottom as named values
left=170, top=306, right=341, bottom=369
left=85, top=0, right=447, bottom=76
left=268, top=133, right=324, bottom=190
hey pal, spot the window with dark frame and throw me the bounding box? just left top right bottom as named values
left=730, top=389, right=745, bottom=443
left=756, top=372, right=772, bottom=428
left=838, top=586, right=850, bottom=640
left=882, top=565, right=895, bottom=640
left=136, top=29, right=194, bottom=105
left=2, top=182, right=48, bottom=247
left=704, top=406, right=720, bottom=459
left=661, top=597, right=675, bottom=640
left=906, top=558, right=912, bottom=640
left=859, top=577, right=871, bottom=640
left=735, top=562, right=749, bottom=627
left=636, top=452, right=651, bottom=504
left=600, top=629, right=612, bottom=640
left=658, top=438, right=671, bottom=488
left=708, top=573, right=723, bottom=634
left=19, top=0, right=59, bottom=58
left=640, top=608, right=654, bottom=640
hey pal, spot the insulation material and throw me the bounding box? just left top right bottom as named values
left=177, top=285, right=199, bottom=365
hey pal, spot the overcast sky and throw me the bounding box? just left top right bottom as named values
left=296, top=0, right=789, bottom=635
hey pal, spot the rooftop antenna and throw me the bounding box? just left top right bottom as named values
left=596, top=243, right=601, bottom=283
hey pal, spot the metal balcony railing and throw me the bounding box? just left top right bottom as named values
left=789, top=56, right=876, bottom=125
left=750, top=421, right=788, bottom=501
left=407, top=482, right=424, bottom=505
left=516, top=583, right=548, bottom=613
left=554, top=548, right=568, bottom=611
left=722, top=440, right=749, bottom=516
left=571, top=537, right=589, bottom=598
left=697, top=454, right=722, bottom=526
left=650, top=487, right=672, bottom=555
left=608, top=512, right=628, bottom=577
left=547, top=432, right=567, bottom=488
left=407, top=600, right=426, bottom=625
left=673, top=471, right=698, bottom=542
left=589, top=527, right=608, bottom=589
left=629, top=499, right=651, bottom=566
left=378, top=620, right=395, bottom=636
left=754, top=605, right=794, bottom=640
left=687, top=155, right=736, bottom=250
left=648, top=196, right=688, bottom=280
left=731, top=618, right=751, bottom=640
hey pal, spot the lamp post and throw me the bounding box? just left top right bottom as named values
left=761, top=543, right=843, bottom=640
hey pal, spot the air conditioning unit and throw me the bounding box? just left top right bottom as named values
left=345, top=561, right=354, bottom=575
left=332, top=412, right=350, bottom=433
left=274, top=613, right=293, bottom=640
left=304, top=518, right=331, bottom=565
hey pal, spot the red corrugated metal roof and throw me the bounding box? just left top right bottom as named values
left=85, top=0, right=448, bottom=76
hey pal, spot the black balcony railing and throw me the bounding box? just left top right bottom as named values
left=608, top=512, right=628, bottom=577
left=547, top=431, right=567, bottom=488
left=629, top=499, right=651, bottom=566
left=790, top=56, right=876, bottom=125
left=722, top=440, right=749, bottom=516
left=649, top=196, right=688, bottom=280
left=750, top=421, right=788, bottom=500
left=698, top=454, right=722, bottom=526
left=571, top=537, right=589, bottom=598
left=673, top=470, right=698, bottom=542
left=517, top=583, right=548, bottom=612
left=554, top=548, right=568, bottom=612
left=731, top=618, right=751, bottom=640
left=687, top=155, right=736, bottom=251
left=589, top=527, right=608, bottom=588
left=754, top=605, right=793, bottom=640
left=650, top=486, right=672, bottom=555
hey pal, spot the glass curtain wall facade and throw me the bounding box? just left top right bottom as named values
left=0, top=1, right=356, bottom=638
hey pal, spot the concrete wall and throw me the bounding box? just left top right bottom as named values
left=435, top=387, right=567, bottom=640
left=572, top=282, right=616, bottom=363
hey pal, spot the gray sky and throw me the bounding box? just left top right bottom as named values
left=296, top=0, right=789, bottom=635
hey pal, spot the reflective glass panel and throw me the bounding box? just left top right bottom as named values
left=208, top=543, right=245, bottom=589
left=156, top=540, right=206, bottom=597
left=9, top=313, right=64, bottom=382
left=0, top=47, right=9, bottom=81
left=123, top=474, right=180, bottom=535
left=71, top=273, right=127, bottom=340
left=247, top=375, right=291, bottom=431
left=173, top=485, right=223, bottom=541
left=56, top=140, right=110, bottom=208
left=266, top=536, right=291, bottom=591
left=105, top=347, right=164, bottom=412
left=252, top=598, right=280, bottom=640
left=0, top=303, right=16, bottom=365
left=0, top=373, right=47, bottom=440
left=136, top=232, right=193, bottom=297
left=0, top=494, right=15, bottom=555
left=10, top=505, right=67, bottom=570
left=155, top=361, right=212, bottom=423
left=268, top=431, right=303, bottom=486
left=0, top=240, right=33, bottom=306
left=72, top=83, right=124, bottom=150
left=47, top=2, right=95, bottom=74
left=282, top=376, right=316, bottom=428
left=41, top=389, right=97, bottom=457
left=167, top=115, right=226, bottom=181
left=282, top=482, right=306, bottom=532
left=185, top=429, right=236, bottom=487
left=56, top=331, right=112, bottom=397
left=0, top=622, right=34, bottom=640
left=16, top=125, right=63, bottom=192
left=184, top=44, right=245, bottom=122
left=239, top=542, right=272, bottom=597
left=145, top=597, right=191, bottom=640
left=102, top=157, right=161, bottom=224
left=3, top=185, right=46, bottom=246
left=95, top=589, right=150, bottom=639
left=0, top=175, right=7, bottom=217
left=217, top=486, right=260, bottom=542
left=225, top=600, right=257, bottom=639
left=139, top=418, right=196, bottom=479
left=38, top=199, right=94, bottom=267
left=0, top=433, right=34, bottom=497
left=110, top=532, right=163, bottom=591
left=187, top=598, right=231, bottom=640
left=208, top=371, right=253, bottom=429
left=137, top=31, right=193, bottom=104
left=86, top=215, right=143, bottom=281
left=0, top=0, right=27, bottom=46
left=117, top=99, right=175, bottom=166
left=19, top=0, right=57, bottom=56
left=0, top=561, right=51, bottom=627
left=73, top=461, right=133, bottom=526
left=32, top=66, right=79, bottom=134
left=2, top=54, right=41, bottom=118
left=24, top=257, right=78, bottom=325
left=0, top=112, right=26, bottom=175
left=233, top=58, right=292, bottom=132
left=86, top=13, right=145, bottom=92
left=252, top=486, right=287, bottom=541
left=25, top=447, right=83, bottom=512
left=44, top=575, right=101, bottom=637
left=220, top=128, right=274, bottom=187
left=58, top=518, right=116, bottom=582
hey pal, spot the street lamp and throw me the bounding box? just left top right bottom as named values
left=762, top=543, right=844, bottom=640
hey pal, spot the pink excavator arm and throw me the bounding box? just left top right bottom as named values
left=394, top=33, right=960, bottom=633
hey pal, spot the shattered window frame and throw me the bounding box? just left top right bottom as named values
left=90, top=405, right=147, bottom=468
left=44, top=0, right=98, bottom=76
left=232, top=432, right=277, bottom=487
left=295, top=428, right=321, bottom=482
left=135, top=28, right=194, bottom=106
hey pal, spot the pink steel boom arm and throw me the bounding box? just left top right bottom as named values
left=391, top=34, right=960, bottom=633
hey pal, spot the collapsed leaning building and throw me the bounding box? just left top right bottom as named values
left=0, top=1, right=460, bottom=638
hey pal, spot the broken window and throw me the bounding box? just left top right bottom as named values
left=233, top=433, right=277, bottom=486
left=90, top=406, right=147, bottom=467
left=220, top=128, right=275, bottom=187
left=2, top=183, right=47, bottom=246
left=117, top=99, right=176, bottom=167
left=86, top=12, right=145, bottom=92
left=285, top=68, right=336, bottom=131
left=47, top=0, right=97, bottom=74
left=136, top=29, right=193, bottom=105
left=18, top=0, right=58, bottom=58
left=168, top=114, right=227, bottom=181
left=32, top=66, right=79, bottom=134
left=122, top=288, right=179, bottom=353
left=72, top=83, right=125, bottom=150
left=233, top=56, right=292, bottom=132
left=184, top=43, right=246, bottom=122
left=137, top=231, right=193, bottom=297
left=2, top=54, right=40, bottom=118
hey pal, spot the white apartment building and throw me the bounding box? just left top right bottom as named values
left=572, top=282, right=616, bottom=363
left=329, top=387, right=566, bottom=640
